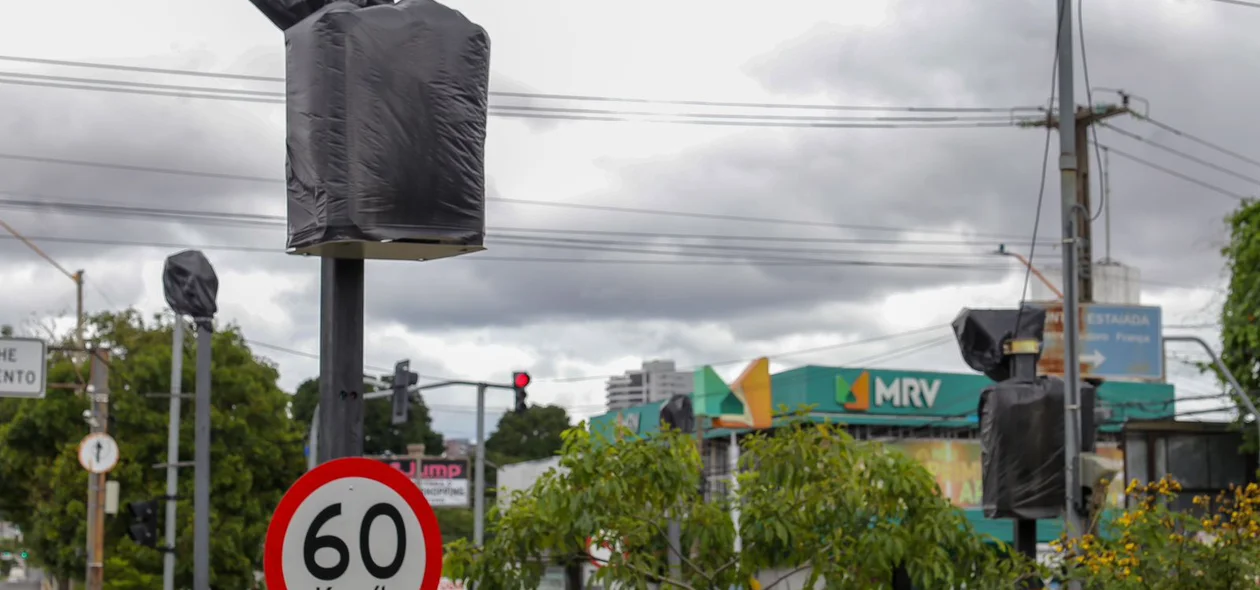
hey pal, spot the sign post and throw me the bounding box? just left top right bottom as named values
left=0, top=337, right=46, bottom=399
left=264, top=457, right=443, bottom=590
left=1032, top=303, right=1164, bottom=382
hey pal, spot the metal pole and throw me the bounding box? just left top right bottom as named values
left=1102, top=147, right=1112, bottom=263
left=1164, top=335, right=1260, bottom=470
left=162, top=322, right=184, bottom=590
left=193, top=323, right=212, bottom=590
left=85, top=350, right=109, bottom=590
left=316, top=257, right=365, bottom=463
left=729, top=432, right=741, bottom=553
left=74, top=270, right=84, bottom=347
left=473, top=383, right=487, bottom=547
left=1055, top=0, right=1086, bottom=550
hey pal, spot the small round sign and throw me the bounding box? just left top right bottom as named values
left=78, top=433, right=119, bottom=474
left=265, top=457, right=443, bottom=590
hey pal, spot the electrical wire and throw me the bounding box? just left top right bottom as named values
left=0, top=73, right=1032, bottom=130
left=0, top=193, right=1064, bottom=249
left=0, top=54, right=1047, bottom=114
left=1100, top=145, right=1249, bottom=200
left=1077, top=0, right=1108, bottom=223
left=1204, top=0, right=1260, bottom=9
left=1131, top=113, right=1260, bottom=169
left=1099, top=123, right=1260, bottom=185
left=1013, top=0, right=1066, bottom=339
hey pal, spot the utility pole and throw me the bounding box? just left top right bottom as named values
left=74, top=270, right=84, bottom=347
left=1054, top=0, right=1086, bottom=562
left=192, top=319, right=212, bottom=590
left=162, top=321, right=184, bottom=590
left=1023, top=104, right=1128, bottom=302
left=85, top=350, right=110, bottom=590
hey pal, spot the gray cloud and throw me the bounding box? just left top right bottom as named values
left=2, top=0, right=1254, bottom=430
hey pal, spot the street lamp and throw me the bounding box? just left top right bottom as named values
left=996, top=244, right=1063, bottom=299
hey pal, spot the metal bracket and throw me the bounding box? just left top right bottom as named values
left=151, top=461, right=195, bottom=469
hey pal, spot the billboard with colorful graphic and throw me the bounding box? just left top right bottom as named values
left=884, top=440, right=1125, bottom=509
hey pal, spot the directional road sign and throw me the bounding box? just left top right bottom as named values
left=264, top=457, right=443, bottom=590
left=78, top=433, right=120, bottom=474
left=0, top=337, right=46, bottom=399
left=1033, top=303, right=1163, bottom=382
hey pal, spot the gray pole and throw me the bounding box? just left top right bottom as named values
left=1055, top=0, right=1086, bottom=548
left=317, top=258, right=365, bottom=463
left=193, top=323, right=212, bottom=590
left=163, top=321, right=184, bottom=590
left=1164, top=335, right=1260, bottom=470
left=473, top=383, right=487, bottom=546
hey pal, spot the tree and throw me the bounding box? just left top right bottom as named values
left=289, top=377, right=443, bottom=457
left=1052, top=476, right=1260, bottom=588
left=443, top=419, right=1038, bottom=589
left=1221, top=199, right=1260, bottom=450
left=0, top=311, right=306, bottom=589
left=485, top=404, right=571, bottom=464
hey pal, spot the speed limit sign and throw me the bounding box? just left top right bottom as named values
left=264, top=457, right=443, bottom=590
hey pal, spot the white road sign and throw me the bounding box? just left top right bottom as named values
left=78, top=433, right=120, bottom=474
left=265, top=457, right=444, bottom=590
left=0, top=337, right=46, bottom=399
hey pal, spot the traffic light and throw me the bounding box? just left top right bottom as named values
left=127, top=500, right=159, bottom=548
left=512, top=371, right=530, bottom=414
left=391, top=360, right=419, bottom=426
left=18, top=551, right=26, bottom=560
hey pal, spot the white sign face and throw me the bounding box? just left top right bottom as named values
left=265, top=458, right=443, bottom=590
left=78, top=433, right=120, bottom=474
left=0, top=337, right=46, bottom=399
left=419, top=478, right=470, bottom=508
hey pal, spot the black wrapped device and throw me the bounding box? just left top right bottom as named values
left=249, top=0, right=491, bottom=261
left=163, top=250, right=220, bottom=329
left=978, top=377, right=1097, bottom=519
left=952, top=307, right=1046, bottom=382
left=659, top=394, right=696, bottom=434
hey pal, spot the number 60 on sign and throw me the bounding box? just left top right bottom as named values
left=265, top=457, right=444, bottom=590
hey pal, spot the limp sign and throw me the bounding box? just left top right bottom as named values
left=0, top=337, right=47, bottom=399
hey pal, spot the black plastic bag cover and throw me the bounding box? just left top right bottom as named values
left=252, top=0, right=491, bottom=253
left=163, top=250, right=219, bottom=329
left=660, top=394, right=696, bottom=434
left=978, top=377, right=1065, bottom=520
left=953, top=307, right=1046, bottom=381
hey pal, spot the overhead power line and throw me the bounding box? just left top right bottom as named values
left=0, top=233, right=1016, bottom=271
left=1099, top=144, right=1249, bottom=201
left=0, top=54, right=1046, bottom=114
left=1100, top=123, right=1260, bottom=185
left=0, top=73, right=1030, bottom=129
left=1131, top=113, right=1260, bottom=169
left=0, top=156, right=1039, bottom=238
left=0, top=192, right=1061, bottom=248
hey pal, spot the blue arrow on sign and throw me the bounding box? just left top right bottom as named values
left=1034, top=303, right=1163, bottom=382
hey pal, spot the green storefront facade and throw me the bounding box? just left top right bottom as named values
left=590, top=364, right=1175, bottom=544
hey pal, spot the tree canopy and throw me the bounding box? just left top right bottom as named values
left=485, top=404, right=571, bottom=464
left=0, top=311, right=306, bottom=589
left=290, top=376, right=443, bottom=457
left=444, top=419, right=1037, bottom=589
left=1221, top=199, right=1260, bottom=449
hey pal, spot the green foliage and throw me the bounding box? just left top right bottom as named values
left=1222, top=199, right=1260, bottom=450
left=444, top=417, right=1039, bottom=589
left=485, top=404, right=572, bottom=464
left=290, top=377, right=442, bottom=456
left=0, top=311, right=306, bottom=588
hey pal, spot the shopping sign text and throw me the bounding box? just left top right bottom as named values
left=874, top=377, right=941, bottom=409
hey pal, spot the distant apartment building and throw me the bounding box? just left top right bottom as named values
left=605, top=359, right=691, bottom=412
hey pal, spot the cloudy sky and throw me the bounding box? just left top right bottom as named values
left=0, top=0, right=1250, bottom=441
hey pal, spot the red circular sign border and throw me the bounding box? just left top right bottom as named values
left=264, top=457, right=444, bottom=590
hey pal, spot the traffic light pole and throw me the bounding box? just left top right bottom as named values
left=364, top=376, right=526, bottom=552
left=474, top=383, right=487, bottom=548
left=163, top=322, right=184, bottom=590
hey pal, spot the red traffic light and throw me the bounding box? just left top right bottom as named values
left=513, top=372, right=531, bottom=389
